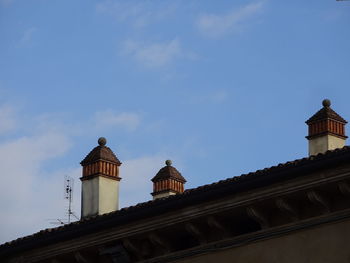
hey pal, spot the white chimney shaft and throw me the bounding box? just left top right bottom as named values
left=80, top=137, right=122, bottom=218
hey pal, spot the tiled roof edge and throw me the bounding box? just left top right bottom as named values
left=2, top=146, right=350, bottom=256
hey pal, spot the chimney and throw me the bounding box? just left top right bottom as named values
left=80, top=137, right=122, bottom=218
left=151, top=160, right=186, bottom=200
left=306, top=99, right=347, bottom=156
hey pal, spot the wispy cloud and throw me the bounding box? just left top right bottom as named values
left=0, top=103, right=170, bottom=243
left=96, top=0, right=178, bottom=28
left=120, top=155, right=167, bottom=207
left=196, top=2, right=264, bottom=38
left=18, top=27, right=37, bottom=46
left=121, top=38, right=191, bottom=68
left=0, top=105, right=17, bottom=134
left=0, top=106, right=79, bottom=243
left=0, top=132, right=73, bottom=243
left=97, top=1, right=196, bottom=69
left=93, top=111, right=141, bottom=131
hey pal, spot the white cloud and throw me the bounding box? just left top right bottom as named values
left=122, top=39, right=185, bottom=68
left=0, top=102, right=82, bottom=243
left=0, top=137, right=168, bottom=243
left=0, top=105, right=17, bottom=134
left=96, top=0, right=177, bottom=28
left=0, top=132, right=73, bottom=244
left=18, top=27, right=37, bottom=46
left=119, top=155, right=168, bottom=208
left=196, top=2, right=264, bottom=38
left=0, top=104, right=167, bottom=244
left=0, top=107, right=144, bottom=244
left=93, top=111, right=141, bottom=131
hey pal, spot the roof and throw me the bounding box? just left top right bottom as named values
left=306, top=105, right=347, bottom=124
left=2, top=146, right=350, bottom=257
left=151, top=164, right=186, bottom=183
left=80, top=145, right=121, bottom=166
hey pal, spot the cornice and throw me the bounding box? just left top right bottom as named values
left=17, top=167, right=350, bottom=262
left=142, top=208, right=350, bottom=263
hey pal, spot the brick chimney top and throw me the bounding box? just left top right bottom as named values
left=152, top=160, right=186, bottom=183
left=306, top=99, right=347, bottom=156
left=151, top=160, right=186, bottom=199
left=306, top=99, right=347, bottom=140
left=80, top=137, right=121, bottom=166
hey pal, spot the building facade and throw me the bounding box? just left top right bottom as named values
left=1, top=100, right=350, bottom=263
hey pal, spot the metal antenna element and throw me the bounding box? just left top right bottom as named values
left=47, top=218, right=65, bottom=225
left=64, top=175, right=74, bottom=224
left=48, top=176, right=78, bottom=226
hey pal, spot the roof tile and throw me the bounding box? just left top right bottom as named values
left=3, top=146, right=350, bottom=253
left=306, top=106, right=347, bottom=124
left=151, top=165, right=186, bottom=182
left=80, top=145, right=121, bottom=166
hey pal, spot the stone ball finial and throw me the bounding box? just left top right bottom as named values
left=322, top=99, right=331, bottom=108
left=165, top=160, right=172, bottom=166
left=98, top=137, right=107, bottom=146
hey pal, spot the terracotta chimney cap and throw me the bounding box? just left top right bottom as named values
left=80, top=137, right=121, bottom=166
left=151, top=160, right=186, bottom=183
left=306, top=99, right=347, bottom=124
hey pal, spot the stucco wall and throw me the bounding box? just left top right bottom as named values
left=81, top=176, right=99, bottom=218
left=309, top=134, right=345, bottom=156
left=81, top=176, right=119, bottom=217
left=99, top=176, right=119, bottom=214
left=174, top=219, right=350, bottom=263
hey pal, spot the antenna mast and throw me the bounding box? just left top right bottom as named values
left=48, top=176, right=78, bottom=226
left=64, top=175, right=77, bottom=223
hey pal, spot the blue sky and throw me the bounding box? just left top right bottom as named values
left=0, top=0, right=349, bottom=243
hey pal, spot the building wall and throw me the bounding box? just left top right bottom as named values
left=99, top=176, right=119, bottom=213
left=81, top=176, right=119, bottom=217
left=309, top=134, right=345, bottom=156
left=81, top=176, right=99, bottom=218
left=175, top=219, right=350, bottom=263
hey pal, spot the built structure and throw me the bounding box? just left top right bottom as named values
left=1, top=99, right=350, bottom=263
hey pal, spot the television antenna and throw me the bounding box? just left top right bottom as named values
left=48, top=176, right=79, bottom=226
left=64, top=175, right=79, bottom=223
